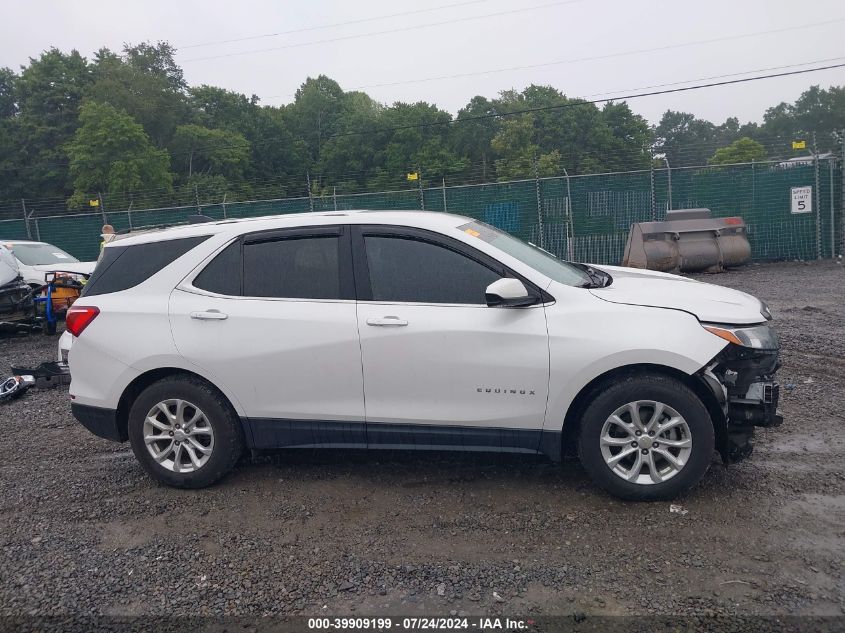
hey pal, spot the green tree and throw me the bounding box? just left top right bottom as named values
left=367, top=101, right=467, bottom=190
left=188, top=85, right=307, bottom=196
left=653, top=110, right=719, bottom=167
left=599, top=101, right=652, bottom=171
left=0, top=67, right=17, bottom=118
left=763, top=85, right=845, bottom=152
left=9, top=48, right=92, bottom=198
left=708, top=137, right=768, bottom=165
left=65, top=101, right=172, bottom=206
left=88, top=43, right=188, bottom=146
left=490, top=115, right=560, bottom=180
left=452, top=96, right=500, bottom=181
left=169, top=124, right=250, bottom=181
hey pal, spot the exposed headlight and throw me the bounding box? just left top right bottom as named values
left=703, top=323, right=779, bottom=350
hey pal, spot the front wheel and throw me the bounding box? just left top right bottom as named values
left=577, top=373, right=715, bottom=501
left=128, top=375, right=244, bottom=488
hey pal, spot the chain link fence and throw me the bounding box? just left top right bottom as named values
left=1, top=157, right=840, bottom=265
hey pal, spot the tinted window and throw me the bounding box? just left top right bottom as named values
left=364, top=236, right=500, bottom=304
left=193, top=241, right=242, bottom=296
left=82, top=236, right=209, bottom=297
left=243, top=236, right=340, bottom=299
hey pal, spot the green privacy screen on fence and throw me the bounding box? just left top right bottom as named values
left=1, top=158, right=840, bottom=264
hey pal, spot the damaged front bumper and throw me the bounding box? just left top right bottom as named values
left=700, top=341, right=782, bottom=463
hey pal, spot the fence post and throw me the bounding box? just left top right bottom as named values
left=562, top=167, right=574, bottom=260
left=418, top=166, right=425, bottom=210
left=664, top=157, right=672, bottom=210
left=813, top=133, right=821, bottom=259
left=98, top=192, right=107, bottom=224
left=830, top=157, right=836, bottom=258
left=441, top=178, right=447, bottom=212
left=333, top=186, right=337, bottom=211
left=306, top=171, right=314, bottom=212
left=533, top=156, right=544, bottom=249
left=649, top=161, right=656, bottom=220
left=33, top=218, right=41, bottom=241
left=840, top=130, right=845, bottom=257
left=194, top=185, right=201, bottom=213
left=21, top=199, right=31, bottom=239
left=127, top=198, right=134, bottom=229
left=222, top=193, right=228, bottom=220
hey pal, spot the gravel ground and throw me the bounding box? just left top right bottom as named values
left=0, top=260, right=843, bottom=629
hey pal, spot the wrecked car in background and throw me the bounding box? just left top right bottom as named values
left=2, top=240, right=95, bottom=289
left=0, top=244, right=36, bottom=332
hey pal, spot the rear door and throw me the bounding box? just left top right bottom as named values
left=352, top=225, right=550, bottom=453
left=169, top=225, right=366, bottom=448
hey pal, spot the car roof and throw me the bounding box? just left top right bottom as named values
left=107, top=210, right=475, bottom=247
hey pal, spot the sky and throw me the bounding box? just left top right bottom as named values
left=2, top=0, right=844, bottom=126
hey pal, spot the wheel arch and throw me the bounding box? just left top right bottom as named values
left=559, top=363, right=726, bottom=459
left=115, top=367, right=247, bottom=444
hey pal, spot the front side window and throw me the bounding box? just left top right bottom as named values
left=243, top=236, right=340, bottom=300
left=364, top=235, right=501, bottom=304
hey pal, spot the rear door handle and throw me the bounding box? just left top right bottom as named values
left=190, top=310, right=228, bottom=321
left=366, top=316, right=408, bottom=327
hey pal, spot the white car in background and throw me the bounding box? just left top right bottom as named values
left=64, top=211, right=781, bottom=500
left=2, top=240, right=95, bottom=288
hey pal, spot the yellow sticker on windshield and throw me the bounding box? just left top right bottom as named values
left=464, top=228, right=480, bottom=237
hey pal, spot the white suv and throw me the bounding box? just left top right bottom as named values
left=66, top=211, right=781, bottom=500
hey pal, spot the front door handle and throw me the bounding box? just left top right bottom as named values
left=190, top=310, right=228, bottom=321
left=366, top=316, right=408, bottom=327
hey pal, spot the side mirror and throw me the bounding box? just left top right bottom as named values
left=485, top=278, right=535, bottom=307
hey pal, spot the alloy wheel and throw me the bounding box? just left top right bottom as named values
left=143, top=399, right=215, bottom=473
left=599, top=400, right=692, bottom=485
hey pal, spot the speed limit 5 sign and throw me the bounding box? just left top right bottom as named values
left=791, top=186, right=812, bottom=214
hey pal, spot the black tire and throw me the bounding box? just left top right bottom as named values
left=128, top=375, right=244, bottom=489
left=577, top=373, right=714, bottom=501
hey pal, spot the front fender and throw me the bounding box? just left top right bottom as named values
left=543, top=299, right=727, bottom=433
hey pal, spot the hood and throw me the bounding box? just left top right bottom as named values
left=31, top=261, right=96, bottom=276
left=588, top=264, right=767, bottom=325
left=0, top=246, right=21, bottom=286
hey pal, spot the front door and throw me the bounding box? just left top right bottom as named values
left=169, top=226, right=366, bottom=448
left=352, top=226, right=550, bottom=453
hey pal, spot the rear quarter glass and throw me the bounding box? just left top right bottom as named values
left=82, top=236, right=209, bottom=297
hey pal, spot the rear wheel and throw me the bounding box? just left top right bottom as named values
left=128, top=375, right=244, bottom=488
left=577, top=373, right=714, bottom=501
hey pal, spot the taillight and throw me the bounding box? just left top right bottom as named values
left=66, top=305, right=100, bottom=336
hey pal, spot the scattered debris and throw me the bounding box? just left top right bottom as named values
left=0, top=375, right=35, bottom=403
left=669, top=504, right=689, bottom=515
left=492, top=591, right=504, bottom=602
left=720, top=579, right=751, bottom=586
left=10, top=361, right=70, bottom=389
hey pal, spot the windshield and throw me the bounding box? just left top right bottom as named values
left=457, top=221, right=594, bottom=287
left=8, top=242, right=79, bottom=266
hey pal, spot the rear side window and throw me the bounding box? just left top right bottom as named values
left=82, top=236, right=209, bottom=297
left=193, top=241, right=242, bottom=296
left=243, top=236, right=340, bottom=299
